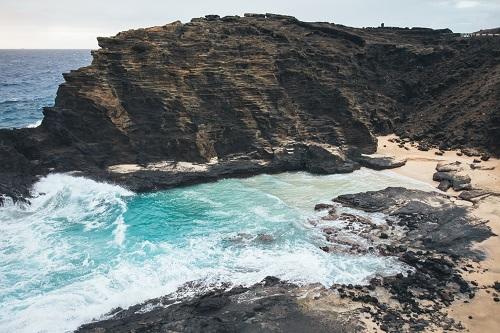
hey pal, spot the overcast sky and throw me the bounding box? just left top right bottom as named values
left=1, top=0, right=499, bottom=49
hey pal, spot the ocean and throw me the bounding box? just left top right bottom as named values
left=0, top=50, right=434, bottom=333
left=0, top=50, right=91, bottom=129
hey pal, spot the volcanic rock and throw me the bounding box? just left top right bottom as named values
left=1, top=15, right=499, bottom=202
left=356, top=154, right=407, bottom=170
left=437, top=179, right=452, bottom=192
left=458, top=189, right=491, bottom=201
left=433, top=171, right=472, bottom=191
left=436, top=161, right=461, bottom=172
left=314, top=203, right=335, bottom=211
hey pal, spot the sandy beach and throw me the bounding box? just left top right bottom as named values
left=376, top=135, right=500, bottom=332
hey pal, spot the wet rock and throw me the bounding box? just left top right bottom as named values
left=314, top=203, right=335, bottom=211
left=320, top=246, right=331, bottom=252
left=322, top=227, right=336, bottom=235
left=435, top=150, right=444, bottom=156
left=76, top=278, right=356, bottom=333
left=334, top=187, right=492, bottom=258
left=338, top=213, right=373, bottom=225
left=257, top=234, right=274, bottom=243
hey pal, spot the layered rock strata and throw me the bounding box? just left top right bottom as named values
left=1, top=14, right=499, bottom=202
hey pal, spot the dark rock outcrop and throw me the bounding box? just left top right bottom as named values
left=77, top=278, right=363, bottom=333
left=1, top=15, right=499, bottom=201
left=433, top=170, right=472, bottom=191
left=77, top=187, right=494, bottom=333
left=356, top=154, right=407, bottom=170
left=333, top=187, right=492, bottom=259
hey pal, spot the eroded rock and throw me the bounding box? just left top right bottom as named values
left=433, top=170, right=472, bottom=191
left=1, top=16, right=499, bottom=203
left=356, top=154, right=407, bottom=170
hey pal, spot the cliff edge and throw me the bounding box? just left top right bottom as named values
left=1, top=14, right=499, bottom=202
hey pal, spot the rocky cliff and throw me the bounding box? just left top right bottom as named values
left=1, top=14, right=499, bottom=202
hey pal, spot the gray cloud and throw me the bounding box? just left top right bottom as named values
left=0, top=0, right=499, bottom=48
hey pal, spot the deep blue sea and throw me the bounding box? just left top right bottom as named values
left=0, top=50, right=435, bottom=333
left=0, top=50, right=91, bottom=129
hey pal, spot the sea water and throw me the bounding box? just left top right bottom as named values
left=0, top=169, right=434, bottom=333
left=0, top=50, right=435, bottom=332
left=0, top=50, right=91, bottom=129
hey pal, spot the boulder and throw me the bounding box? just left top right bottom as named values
left=462, top=148, right=482, bottom=157
left=305, top=144, right=359, bottom=174
left=432, top=171, right=471, bottom=191
left=453, top=182, right=473, bottom=191
left=470, top=164, right=495, bottom=170
left=257, top=234, right=274, bottom=243
left=356, top=154, right=407, bottom=170
left=436, top=161, right=461, bottom=172
left=458, top=190, right=491, bottom=201
left=314, top=203, right=335, bottom=211
left=451, top=174, right=472, bottom=191
left=418, top=143, right=430, bottom=151
left=481, top=154, right=490, bottom=161
left=437, top=180, right=452, bottom=192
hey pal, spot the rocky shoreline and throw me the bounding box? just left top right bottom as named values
left=0, top=13, right=499, bottom=333
left=77, top=186, right=495, bottom=333
left=1, top=14, right=499, bottom=204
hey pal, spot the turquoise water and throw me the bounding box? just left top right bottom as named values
left=0, top=169, right=433, bottom=332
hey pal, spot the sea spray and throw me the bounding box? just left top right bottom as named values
left=0, top=170, right=434, bottom=333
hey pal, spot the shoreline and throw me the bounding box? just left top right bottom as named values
left=376, top=135, right=500, bottom=332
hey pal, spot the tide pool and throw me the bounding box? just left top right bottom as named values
left=0, top=169, right=434, bottom=333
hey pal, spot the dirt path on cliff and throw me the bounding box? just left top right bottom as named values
left=376, top=135, right=500, bottom=333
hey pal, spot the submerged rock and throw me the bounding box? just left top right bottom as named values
left=314, top=203, right=335, bottom=211
left=257, top=233, right=274, bottom=243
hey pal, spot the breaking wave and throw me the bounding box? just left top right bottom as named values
left=0, top=170, right=433, bottom=332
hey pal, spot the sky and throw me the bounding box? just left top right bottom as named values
left=0, top=0, right=499, bottom=49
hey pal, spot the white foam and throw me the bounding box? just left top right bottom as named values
left=0, top=170, right=424, bottom=333
left=26, top=119, right=42, bottom=128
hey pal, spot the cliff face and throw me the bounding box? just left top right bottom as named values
left=42, top=17, right=380, bottom=166
left=1, top=14, right=499, bottom=201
